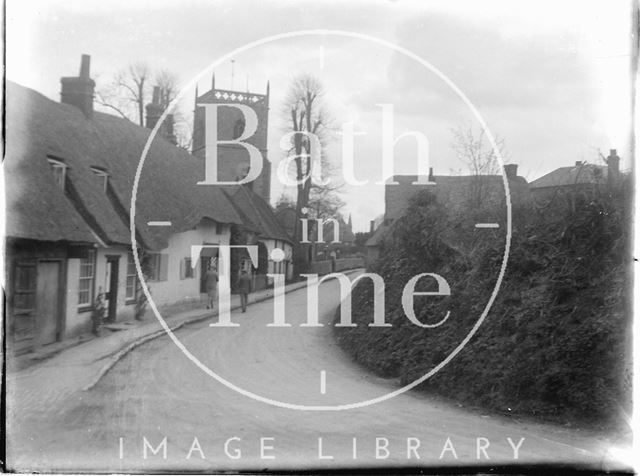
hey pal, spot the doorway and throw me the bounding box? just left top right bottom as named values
left=35, top=260, right=62, bottom=345
left=105, top=256, right=120, bottom=323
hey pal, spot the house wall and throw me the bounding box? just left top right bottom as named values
left=260, top=238, right=293, bottom=280
left=6, top=240, right=70, bottom=354
left=65, top=244, right=134, bottom=338
left=147, top=222, right=230, bottom=306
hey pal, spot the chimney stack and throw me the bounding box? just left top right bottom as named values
left=428, top=167, right=434, bottom=182
left=145, top=86, right=163, bottom=129
left=60, top=54, right=95, bottom=117
left=607, top=149, right=620, bottom=187
left=145, top=86, right=177, bottom=145
left=504, top=164, right=518, bottom=180
left=370, top=220, right=375, bottom=233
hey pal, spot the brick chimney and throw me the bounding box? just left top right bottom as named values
left=145, top=86, right=163, bottom=129
left=606, top=149, right=620, bottom=186
left=60, top=54, right=95, bottom=117
left=146, top=86, right=177, bottom=145
left=504, top=164, right=518, bottom=180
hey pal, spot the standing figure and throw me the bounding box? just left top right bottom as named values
left=236, top=269, right=252, bottom=313
left=205, top=262, right=219, bottom=310
left=92, top=287, right=107, bottom=336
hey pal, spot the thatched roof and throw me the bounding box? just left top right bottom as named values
left=222, top=185, right=292, bottom=243
left=5, top=81, right=244, bottom=249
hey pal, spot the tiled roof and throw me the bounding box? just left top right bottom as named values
left=530, top=164, right=608, bottom=189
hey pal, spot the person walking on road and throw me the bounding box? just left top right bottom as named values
left=236, top=269, right=252, bottom=313
left=205, top=262, right=218, bottom=310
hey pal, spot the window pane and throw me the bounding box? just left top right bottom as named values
left=78, top=250, right=95, bottom=306
left=15, top=292, right=35, bottom=310
left=126, top=252, right=137, bottom=299
left=126, top=276, right=136, bottom=299
left=15, top=266, right=36, bottom=291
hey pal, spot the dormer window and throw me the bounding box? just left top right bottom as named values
left=47, top=158, right=67, bottom=190
left=91, top=167, right=109, bottom=192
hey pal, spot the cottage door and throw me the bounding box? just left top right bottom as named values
left=35, top=260, right=61, bottom=345
left=105, top=256, right=120, bottom=323
left=200, top=256, right=210, bottom=293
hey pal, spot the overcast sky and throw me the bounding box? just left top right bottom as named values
left=6, top=0, right=634, bottom=231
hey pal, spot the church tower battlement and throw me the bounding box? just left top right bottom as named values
left=192, top=74, right=271, bottom=203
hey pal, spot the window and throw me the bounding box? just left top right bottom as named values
left=91, top=167, right=109, bottom=192
left=126, top=252, right=137, bottom=301
left=47, top=158, right=67, bottom=190
left=147, top=253, right=169, bottom=282
left=180, top=257, right=194, bottom=280
left=78, top=250, right=96, bottom=307
left=233, top=119, right=245, bottom=139
left=14, top=263, right=37, bottom=312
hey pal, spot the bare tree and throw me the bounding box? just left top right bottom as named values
left=96, top=64, right=192, bottom=147
left=307, top=185, right=345, bottom=220
left=281, top=74, right=339, bottom=272
left=451, top=124, right=506, bottom=205
left=155, top=69, right=179, bottom=109
left=96, top=62, right=151, bottom=126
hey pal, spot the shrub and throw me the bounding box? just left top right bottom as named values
left=335, top=184, right=631, bottom=429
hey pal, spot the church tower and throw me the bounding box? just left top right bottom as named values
left=192, top=74, right=271, bottom=203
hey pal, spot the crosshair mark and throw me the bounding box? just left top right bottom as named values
left=320, top=370, right=326, bottom=394
left=147, top=221, right=172, bottom=226
left=475, top=223, right=500, bottom=229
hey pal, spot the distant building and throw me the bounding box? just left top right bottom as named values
left=365, top=165, right=529, bottom=266
left=529, top=151, right=622, bottom=205
left=191, top=75, right=272, bottom=203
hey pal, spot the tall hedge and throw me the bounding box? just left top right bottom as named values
left=335, top=184, right=632, bottom=428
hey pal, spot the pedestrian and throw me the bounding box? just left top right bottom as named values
left=330, top=249, right=337, bottom=272
left=91, top=287, right=107, bottom=336
left=205, top=262, right=219, bottom=310
left=236, top=269, right=252, bottom=313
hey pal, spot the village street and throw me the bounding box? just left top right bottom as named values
left=7, top=276, right=626, bottom=473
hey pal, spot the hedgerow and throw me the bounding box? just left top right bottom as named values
left=335, top=182, right=632, bottom=428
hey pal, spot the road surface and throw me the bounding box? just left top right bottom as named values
left=7, top=275, right=629, bottom=472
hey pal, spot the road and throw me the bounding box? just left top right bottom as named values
left=7, top=276, right=628, bottom=472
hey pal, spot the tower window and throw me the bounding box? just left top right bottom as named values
left=47, top=158, right=67, bottom=190
left=233, top=119, right=245, bottom=139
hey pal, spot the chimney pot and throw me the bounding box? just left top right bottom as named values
left=60, top=54, right=95, bottom=117
left=79, top=54, right=91, bottom=78
left=504, top=164, right=518, bottom=180
left=607, top=149, right=620, bottom=186
left=152, top=86, right=161, bottom=105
